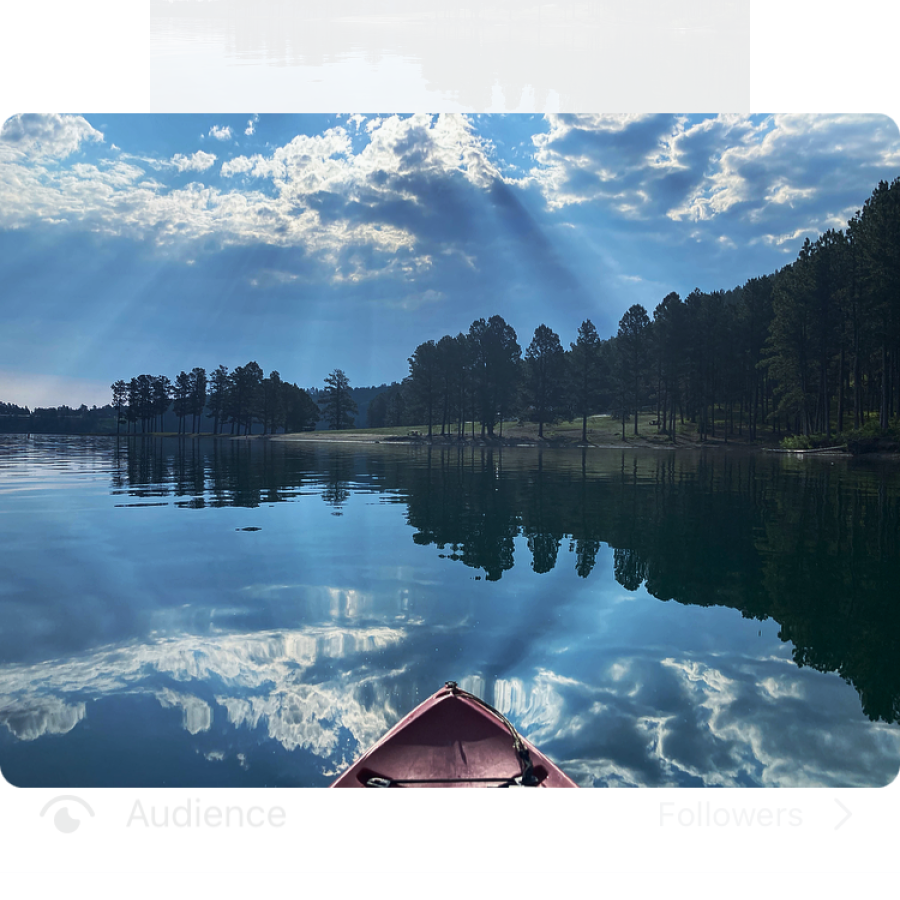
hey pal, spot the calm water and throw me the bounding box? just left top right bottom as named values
left=1, top=434, right=898, bottom=787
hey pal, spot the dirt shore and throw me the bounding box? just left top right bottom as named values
left=267, top=427, right=779, bottom=452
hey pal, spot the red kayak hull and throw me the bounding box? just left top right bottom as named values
left=331, top=682, right=578, bottom=787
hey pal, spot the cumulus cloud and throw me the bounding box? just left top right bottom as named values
left=221, top=114, right=499, bottom=195
left=171, top=150, right=217, bottom=172
left=6, top=113, right=893, bottom=299
left=527, top=113, right=686, bottom=211
left=0, top=113, right=103, bottom=159
left=220, top=155, right=254, bottom=177
left=208, top=124, right=233, bottom=141
left=528, top=113, right=900, bottom=251
left=0, top=114, right=503, bottom=285
left=244, top=114, right=258, bottom=136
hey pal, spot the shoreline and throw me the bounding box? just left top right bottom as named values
left=267, top=430, right=801, bottom=454
left=9, top=430, right=899, bottom=458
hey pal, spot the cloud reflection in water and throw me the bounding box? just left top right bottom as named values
left=3, top=626, right=897, bottom=786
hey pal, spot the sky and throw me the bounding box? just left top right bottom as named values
left=1, top=111, right=899, bottom=409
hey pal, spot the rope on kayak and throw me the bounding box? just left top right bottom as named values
left=444, top=681, right=541, bottom=787
left=365, top=775, right=527, bottom=787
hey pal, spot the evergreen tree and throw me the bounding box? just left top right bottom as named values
left=283, top=383, right=320, bottom=432
left=261, top=370, right=283, bottom=434
left=569, top=319, right=603, bottom=443
left=851, top=178, right=900, bottom=428
left=616, top=304, right=651, bottom=435
left=189, top=367, right=207, bottom=434
left=227, top=362, right=264, bottom=434
left=367, top=391, right=389, bottom=428
left=110, top=380, right=127, bottom=438
left=151, top=375, right=172, bottom=432
left=321, top=369, right=358, bottom=430
left=206, top=365, right=229, bottom=435
left=525, top=323, right=566, bottom=437
left=468, top=314, right=521, bottom=437
left=765, top=254, right=818, bottom=436
left=173, top=370, right=192, bottom=435
left=408, top=340, right=440, bottom=437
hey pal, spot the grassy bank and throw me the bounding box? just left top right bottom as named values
left=269, top=413, right=786, bottom=450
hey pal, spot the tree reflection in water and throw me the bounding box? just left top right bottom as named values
left=109, top=438, right=900, bottom=726
left=2, top=434, right=897, bottom=787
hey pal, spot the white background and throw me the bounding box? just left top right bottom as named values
left=1, top=2, right=898, bottom=895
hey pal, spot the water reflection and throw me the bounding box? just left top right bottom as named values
left=104, top=437, right=900, bottom=727
left=0, top=434, right=898, bottom=786
left=2, top=626, right=896, bottom=787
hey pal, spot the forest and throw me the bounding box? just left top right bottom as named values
left=1, top=177, right=898, bottom=448
left=379, top=177, right=900, bottom=451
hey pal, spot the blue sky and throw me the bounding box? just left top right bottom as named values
left=1, top=112, right=898, bottom=409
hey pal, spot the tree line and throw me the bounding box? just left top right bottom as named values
left=109, top=364, right=337, bottom=436
left=3, top=367, right=364, bottom=437
left=376, top=177, right=900, bottom=445
left=4, top=178, right=897, bottom=444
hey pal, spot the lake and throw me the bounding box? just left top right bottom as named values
left=1, top=433, right=898, bottom=787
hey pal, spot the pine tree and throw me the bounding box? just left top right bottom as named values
left=110, top=380, right=127, bottom=438
left=468, top=315, right=521, bottom=437
left=569, top=319, right=603, bottom=443
left=206, top=365, right=230, bottom=435
left=408, top=340, right=440, bottom=437
left=321, top=369, right=358, bottom=430
left=525, top=324, right=566, bottom=438
left=173, top=371, right=192, bottom=435
left=616, top=304, right=651, bottom=435
left=189, top=367, right=207, bottom=434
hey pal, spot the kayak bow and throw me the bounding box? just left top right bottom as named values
left=331, top=681, right=578, bottom=788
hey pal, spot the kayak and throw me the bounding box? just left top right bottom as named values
left=330, top=681, right=578, bottom=787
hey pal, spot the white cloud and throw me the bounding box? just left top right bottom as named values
left=220, top=155, right=254, bottom=177
left=0, top=113, right=103, bottom=159
left=526, top=113, right=900, bottom=258
left=666, top=114, right=899, bottom=224
left=526, top=113, right=679, bottom=210
left=221, top=114, right=500, bottom=198
left=244, top=114, right=258, bottom=137
left=171, top=150, right=217, bottom=172
left=0, top=115, right=502, bottom=285
left=208, top=124, right=232, bottom=141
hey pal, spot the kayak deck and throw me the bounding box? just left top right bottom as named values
left=331, top=682, right=577, bottom=788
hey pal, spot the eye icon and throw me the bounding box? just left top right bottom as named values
left=40, top=796, right=95, bottom=834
